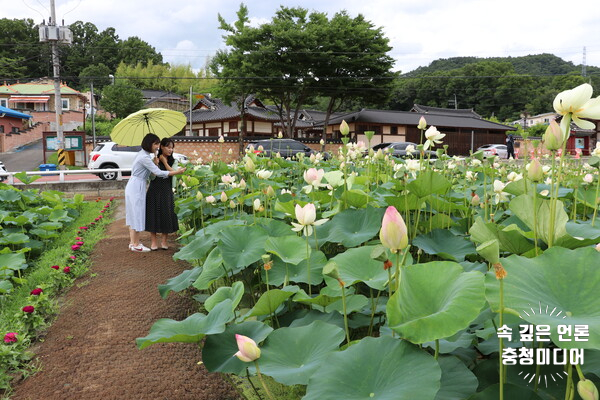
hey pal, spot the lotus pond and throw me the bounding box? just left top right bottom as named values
left=139, top=86, right=600, bottom=400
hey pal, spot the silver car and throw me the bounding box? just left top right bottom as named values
left=0, top=160, right=6, bottom=182
left=88, top=141, right=188, bottom=180
left=477, top=144, right=508, bottom=159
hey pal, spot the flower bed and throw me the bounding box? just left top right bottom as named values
left=0, top=189, right=114, bottom=391
left=141, top=84, right=600, bottom=400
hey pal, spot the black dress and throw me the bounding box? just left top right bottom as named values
left=145, top=158, right=179, bottom=233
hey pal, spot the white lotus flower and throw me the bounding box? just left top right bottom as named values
left=593, top=142, right=600, bottom=157
left=507, top=171, right=523, bottom=182
left=405, top=144, right=415, bottom=155
left=553, top=83, right=600, bottom=131
left=205, top=195, right=216, bottom=204
left=583, top=173, right=594, bottom=184
left=256, top=169, right=273, bottom=179
left=291, top=203, right=328, bottom=236
left=423, top=126, right=445, bottom=151
left=493, top=180, right=509, bottom=204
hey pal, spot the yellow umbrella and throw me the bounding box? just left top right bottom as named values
left=110, top=108, right=187, bottom=146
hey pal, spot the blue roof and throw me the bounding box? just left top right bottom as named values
left=0, top=105, right=32, bottom=119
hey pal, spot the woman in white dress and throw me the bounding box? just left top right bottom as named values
left=125, top=133, right=185, bottom=252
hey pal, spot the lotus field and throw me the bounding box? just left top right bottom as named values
left=138, top=84, right=600, bottom=400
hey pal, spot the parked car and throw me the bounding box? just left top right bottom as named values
left=476, top=144, right=508, bottom=159
left=246, top=139, right=329, bottom=160
left=88, top=141, right=188, bottom=180
left=370, top=142, right=437, bottom=158
left=0, top=160, right=6, bottom=182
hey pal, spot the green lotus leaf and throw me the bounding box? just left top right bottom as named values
left=325, top=294, right=369, bottom=314
left=509, top=194, right=568, bottom=247
left=204, top=281, right=244, bottom=312
left=407, top=169, right=452, bottom=198
left=323, top=207, right=385, bottom=247
left=388, top=261, right=486, bottom=343
left=435, top=356, right=478, bottom=400
left=218, top=225, right=269, bottom=270
left=470, top=217, right=535, bottom=255
left=288, top=309, right=345, bottom=329
left=565, top=221, right=600, bottom=241
left=245, top=289, right=295, bottom=318
left=0, top=252, right=26, bottom=271
left=0, top=190, right=22, bottom=202
left=385, top=192, right=423, bottom=212
left=485, top=247, right=600, bottom=350
left=341, top=189, right=370, bottom=208
left=0, top=279, right=13, bottom=294
left=174, top=236, right=215, bottom=261
left=304, top=336, right=441, bottom=400
left=467, top=383, right=543, bottom=400
left=0, top=233, right=30, bottom=245
left=29, top=229, right=59, bottom=240
left=254, top=217, right=296, bottom=237
left=193, top=247, right=225, bottom=290
left=258, top=321, right=345, bottom=385
left=158, top=266, right=202, bottom=299
left=136, top=300, right=234, bottom=349
left=3, top=215, right=32, bottom=226
left=413, top=229, right=477, bottom=262
left=261, top=250, right=327, bottom=286
left=293, top=290, right=340, bottom=308
left=264, top=235, right=309, bottom=265
left=202, top=321, right=273, bottom=374
left=48, top=209, right=68, bottom=222
left=330, top=245, right=389, bottom=290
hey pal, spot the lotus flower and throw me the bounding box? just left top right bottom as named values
left=543, top=119, right=564, bottom=151
left=256, top=169, right=273, bottom=179
left=493, top=180, right=509, bottom=204
left=554, top=83, right=600, bottom=131
left=234, top=334, right=261, bottom=362
left=592, top=142, right=600, bottom=157
left=291, top=203, right=328, bottom=236
left=423, top=126, right=445, bottom=151
left=583, top=173, right=594, bottom=184
left=220, top=192, right=228, bottom=202
left=340, top=120, right=349, bottom=136
left=417, top=116, right=427, bottom=130
left=221, top=174, right=236, bottom=185
left=379, top=206, right=408, bottom=253
left=205, top=195, right=216, bottom=204
left=303, top=168, right=325, bottom=191
left=527, top=159, right=544, bottom=182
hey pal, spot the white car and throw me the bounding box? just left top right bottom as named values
left=0, top=160, right=6, bottom=182
left=88, top=141, right=188, bottom=180
left=476, top=144, right=508, bottom=159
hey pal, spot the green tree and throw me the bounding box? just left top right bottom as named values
left=118, top=36, right=163, bottom=67
left=79, top=63, right=112, bottom=91
left=99, top=82, right=144, bottom=118
left=0, top=18, right=49, bottom=79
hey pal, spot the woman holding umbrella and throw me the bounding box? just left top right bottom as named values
left=126, top=133, right=185, bottom=252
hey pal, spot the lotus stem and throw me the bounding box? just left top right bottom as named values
left=341, top=285, right=351, bottom=344
left=434, top=339, right=440, bottom=360
left=532, top=183, right=539, bottom=256
left=592, top=175, right=600, bottom=226
left=254, top=361, right=275, bottom=400
left=305, top=234, right=311, bottom=296
left=565, top=356, right=573, bottom=400
left=499, top=278, right=505, bottom=400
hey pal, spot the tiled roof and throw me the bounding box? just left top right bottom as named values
left=141, top=90, right=186, bottom=100
left=411, top=104, right=482, bottom=119
left=320, top=108, right=516, bottom=131
left=185, top=96, right=281, bottom=123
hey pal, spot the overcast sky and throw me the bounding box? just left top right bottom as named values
left=3, top=0, right=600, bottom=74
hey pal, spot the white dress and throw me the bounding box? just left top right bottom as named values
left=125, top=150, right=170, bottom=232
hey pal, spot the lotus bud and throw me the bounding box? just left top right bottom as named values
left=379, top=206, right=408, bottom=253
left=528, top=158, right=544, bottom=182
left=239, top=179, right=247, bottom=189
left=257, top=145, right=264, bottom=152
left=229, top=200, right=236, bottom=209
left=205, top=195, right=216, bottom=204
left=596, top=243, right=600, bottom=252
left=417, top=116, right=427, bottom=130
left=319, top=139, right=325, bottom=146
left=218, top=135, right=225, bottom=143
left=245, top=157, right=256, bottom=172
left=234, top=334, right=261, bottom=362
left=228, top=148, right=233, bottom=155
left=577, top=379, right=599, bottom=400
left=543, top=120, right=563, bottom=151
left=220, top=191, right=228, bottom=202
left=253, top=198, right=261, bottom=211
left=277, top=131, right=283, bottom=139
left=471, top=193, right=480, bottom=206
left=266, top=185, right=275, bottom=197
left=340, top=120, right=350, bottom=136
left=196, top=191, right=203, bottom=201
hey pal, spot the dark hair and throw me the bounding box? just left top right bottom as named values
left=141, top=133, right=160, bottom=152
left=157, top=137, right=175, bottom=166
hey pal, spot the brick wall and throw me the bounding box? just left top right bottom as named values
left=0, top=122, right=46, bottom=152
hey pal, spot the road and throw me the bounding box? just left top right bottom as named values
left=0, top=139, right=45, bottom=172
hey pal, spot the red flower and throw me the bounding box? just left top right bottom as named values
left=3, top=333, right=18, bottom=344
left=63, top=266, right=71, bottom=274
left=75, top=237, right=82, bottom=240
left=51, top=265, right=60, bottom=270
left=71, top=245, right=80, bottom=251
left=30, top=288, right=43, bottom=296
left=22, top=306, right=35, bottom=313
left=76, top=241, right=84, bottom=246
left=69, top=256, right=76, bottom=260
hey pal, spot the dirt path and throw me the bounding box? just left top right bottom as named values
left=9, top=200, right=240, bottom=400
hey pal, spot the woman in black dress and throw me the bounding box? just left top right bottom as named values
left=146, top=138, right=180, bottom=250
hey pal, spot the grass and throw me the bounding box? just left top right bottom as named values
left=45, top=152, right=85, bottom=170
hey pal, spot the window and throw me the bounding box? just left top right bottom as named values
left=390, top=126, right=398, bottom=135
left=0, top=125, right=4, bottom=133
left=0, top=99, right=7, bottom=107
left=61, top=98, right=69, bottom=110
left=229, top=121, right=238, bottom=130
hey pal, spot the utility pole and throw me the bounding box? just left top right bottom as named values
left=90, top=80, right=96, bottom=148
left=39, top=0, right=72, bottom=168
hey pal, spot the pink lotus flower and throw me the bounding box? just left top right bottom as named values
left=63, top=266, right=71, bottom=274
left=379, top=206, right=408, bottom=253
left=303, top=168, right=325, bottom=187
left=22, top=306, right=35, bottom=313
left=233, top=334, right=261, bottom=362
left=51, top=265, right=60, bottom=270
left=30, top=288, right=43, bottom=296
left=3, top=333, right=17, bottom=344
